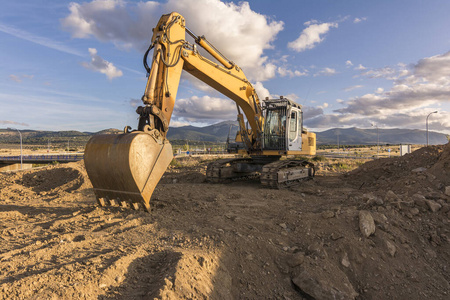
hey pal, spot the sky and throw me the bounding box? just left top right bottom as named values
left=1, top=0, right=450, bottom=134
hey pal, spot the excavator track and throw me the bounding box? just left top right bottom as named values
left=260, top=160, right=315, bottom=189
left=206, top=158, right=260, bottom=183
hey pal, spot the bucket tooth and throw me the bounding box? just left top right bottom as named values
left=142, top=201, right=151, bottom=213
left=84, top=132, right=173, bottom=212
left=97, top=197, right=106, bottom=207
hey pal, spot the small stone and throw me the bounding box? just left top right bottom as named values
left=412, top=194, right=428, bottom=209
left=386, top=240, right=396, bottom=257
left=412, top=167, right=427, bottom=173
left=279, top=223, right=287, bottom=229
left=359, top=210, right=376, bottom=238
left=321, top=211, right=335, bottom=219
left=99, top=283, right=107, bottom=288
left=363, top=193, right=383, bottom=206
left=410, top=207, right=420, bottom=215
left=330, top=232, right=343, bottom=240
left=245, top=254, right=253, bottom=261
left=425, top=200, right=441, bottom=212
left=441, top=203, right=450, bottom=213
left=341, top=252, right=350, bottom=268
left=384, top=190, right=399, bottom=203
left=288, top=252, right=305, bottom=267
left=445, top=186, right=450, bottom=196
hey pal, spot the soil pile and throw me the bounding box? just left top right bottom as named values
left=0, top=145, right=449, bottom=299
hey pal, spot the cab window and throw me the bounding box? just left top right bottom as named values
left=289, top=111, right=297, bottom=142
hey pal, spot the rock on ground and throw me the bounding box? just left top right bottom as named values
left=291, top=257, right=358, bottom=300
left=359, top=210, right=376, bottom=238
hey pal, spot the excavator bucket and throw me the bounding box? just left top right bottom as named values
left=84, top=132, right=173, bottom=212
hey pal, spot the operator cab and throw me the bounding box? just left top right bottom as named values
left=262, top=97, right=303, bottom=152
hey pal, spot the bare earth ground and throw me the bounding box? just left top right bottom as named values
left=1, top=143, right=449, bottom=300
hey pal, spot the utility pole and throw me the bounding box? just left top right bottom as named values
left=337, top=132, right=340, bottom=152
left=372, top=124, right=379, bottom=159
left=336, top=129, right=340, bottom=155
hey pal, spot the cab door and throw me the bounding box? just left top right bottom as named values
left=287, top=108, right=302, bottom=151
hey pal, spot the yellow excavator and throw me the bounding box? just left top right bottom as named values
left=84, top=12, right=316, bottom=212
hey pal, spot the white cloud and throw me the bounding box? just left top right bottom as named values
left=304, top=51, right=450, bottom=133
left=355, top=64, right=366, bottom=70
left=0, top=120, right=29, bottom=126
left=129, top=99, right=141, bottom=108
left=315, top=67, right=337, bottom=77
left=361, top=66, right=396, bottom=79
left=283, top=93, right=299, bottom=101
left=414, top=51, right=450, bottom=83
left=253, top=81, right=271, bottom=100
left=169, top=120, right=191, bottom=127
left=277, top=67, right=308, bottom=77
left=9, top=75, right=22, bottom=83
left=344, top=85, right=363, bottom=92
left=81, top=48, right=123, bottom=80
left=303, top=106, right=324, bottom=119
left=304, top=20, right=318, bottom=26
left=62, top=0, right=284, bottom=82
left=346, top=60, right=353, bottom=66
left=8, top=74, right=34, bottom=83
left=288, top=21, right=338, bottom=52
left=353, top=17, right=367, bottom=24
left=172, top=95, right=236, bottom=123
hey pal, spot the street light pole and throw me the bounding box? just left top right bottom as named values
left=372, top=124, right=379, bottom=159
left=426, top=111, right=438, bottom=146
left=337, top=131, right=340, bottom=153
left=9, top=128, right=23, bottom=169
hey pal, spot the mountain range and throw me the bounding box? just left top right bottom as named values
left=315, top=127, right=448, bottom=145
left=167, top=122, right=448, bottom=145
left=1, top=122, right=448, bottom=145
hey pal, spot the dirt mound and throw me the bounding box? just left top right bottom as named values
left=429, top=142, right=450, bottom=185
left=347, top=143, right=450, bottom=193
left=20, top=167, right=84, bottom=194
